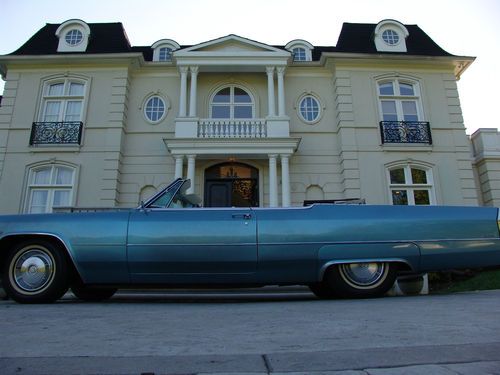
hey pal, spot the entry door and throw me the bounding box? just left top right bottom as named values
left=205, top=181, right=232, bottom=207
left=127, top=208, right=257, bottom=283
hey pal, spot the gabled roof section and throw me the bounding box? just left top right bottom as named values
left=176, top=34, right=289, bottom=55
left=9, top=22, right=131, bottom=55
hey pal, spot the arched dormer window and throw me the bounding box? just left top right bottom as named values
left=55, top=19, right=91, bottom=52
left=152, top=39, right=180, bottom=62
left=374, top=19, right=409, bottom=53
left=285, top=40, right=313, bottom=62
left=210, top=85, right=254, bottom=119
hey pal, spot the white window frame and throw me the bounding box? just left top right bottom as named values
left=39, top=77, right=88, bottom=123
left=285, top=40, right=313, bottom=62
left=377, top=78, right=424, bottom=123
left=374, top=20, right=409, bottom=52
left=209, top=85, right=255, bottom=119
left=55, top=19, right=91, bottom=52
left=152, top=39, right=180, bottom=62
left=387, top=164, right=435, bottom=205
left=143, top=94, right=168, bottom=123
left=25, top=164, right=76, bottom=213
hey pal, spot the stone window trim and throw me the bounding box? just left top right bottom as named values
left=141, top=93, right=170, bottom=124
left=285, top=39, right=314, bottom=62
left=23, top=162, right=79, bottom=213
left=55, top=19, right=91, bottom=52
left=152, top=39, right=181, bottom=62
left=294, top=92, right=325, bottom=124
left=385, top=162, right=436, bottom=206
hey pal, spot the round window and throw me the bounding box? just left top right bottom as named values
left=299, top=95, right=320, bottom=123
left=144, top=96, right=166, bottom=123
left=65, top=29, right=83, bottom=46
left=382, top=29, right=400, bottom=45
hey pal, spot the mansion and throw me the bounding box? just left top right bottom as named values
left=0, top=18, right=499, bottom=214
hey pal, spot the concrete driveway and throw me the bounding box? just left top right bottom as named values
left=1, top=288, right=499, bottom=374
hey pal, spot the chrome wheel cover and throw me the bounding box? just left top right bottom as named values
left=10, top=246, right=55, bottom=294
left=339, top=262, right=388, bottom=289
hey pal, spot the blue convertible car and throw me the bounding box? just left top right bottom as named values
left=1, top=178, right=500, bottom=303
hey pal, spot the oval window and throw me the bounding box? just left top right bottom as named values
left=144, top=96, right=166, bottom=123
left=299, top=95, right=320, bottom=123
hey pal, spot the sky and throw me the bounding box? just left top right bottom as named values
left=1, top=0, right=499, bottom=134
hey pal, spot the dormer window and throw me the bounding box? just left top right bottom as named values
left=55, top=19, right=91, bottom=52
left=152, top=39, right=180, bottom=62
left=292, top=47, right=306, bottom=61
left=65, top=29, right=83, bottom=46
left=285, top=40, right=313, bottom=62
left=381, top=29, right=399, bottom=46
left=158, top=47, right=173, bottom=61
left=374, top=20, right=409, bottom=52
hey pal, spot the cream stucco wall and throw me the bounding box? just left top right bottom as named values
left=0, top=50, right=487, bottom=213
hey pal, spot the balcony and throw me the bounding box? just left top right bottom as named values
left=30, top=121, right=83, bottom=145
left=198, top=119, right=267, bottom=138
left=380, top=121, right=432, bottom=145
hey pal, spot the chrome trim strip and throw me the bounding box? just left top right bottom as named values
left=127, top=243, right=256, bottom=247
left=257, top=238, right=500, bottom=246
left=319, top=258, right=414, bottom=279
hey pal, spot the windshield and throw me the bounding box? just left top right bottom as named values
left=143, top=179, right=200, bottom=209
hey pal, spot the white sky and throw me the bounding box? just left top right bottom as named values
left=1, top=0, right=499, bottom=134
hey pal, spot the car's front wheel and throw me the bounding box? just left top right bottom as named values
left=2, top=240, right=69, bottom=303
left=321, top=262, right=398, bottom=299
left=71, top=284, right=117, bottom=301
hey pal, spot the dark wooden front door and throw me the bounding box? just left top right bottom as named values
left=204, top=163, right=259, bottom=207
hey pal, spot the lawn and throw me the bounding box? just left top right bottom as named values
left=430, top=268, right=500, bottom=293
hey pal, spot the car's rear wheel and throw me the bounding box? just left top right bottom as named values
left=71, top=284, right=117, bottom=301
left=2, top=240, right=69, bottom=303
left=323, top=262, right=397, bottom=298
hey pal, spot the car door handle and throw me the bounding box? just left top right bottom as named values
left=232, top=213, right=252, bottom=220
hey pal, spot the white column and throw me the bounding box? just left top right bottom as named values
left=269, top=154, right=278, bottom=208
left=276, top=66, right=286, bottom=117
left=281, top=154, right=291, bottom=207
left=186, top=155, right=196, bottom=194
left=178, top=66, right=188, bottom=117
left=188, top=66, right=199, bottom=117
left=174, top=155, right=184, bottom=179
left=266, top=66, right=276, bottom=117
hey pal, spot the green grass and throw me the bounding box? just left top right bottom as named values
left=433, top=269, right=500, bottom=293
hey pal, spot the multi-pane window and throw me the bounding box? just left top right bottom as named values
left=211, top=86, right=253, bottom=119
left=158, top=47, right=173, bottom=61
left=65, top=29, right=83, bottom=45
left=388, top=165, right=434, bottom=205
left=26, top=165, right=75, bottom=213
left=144, top=96, right=166, bottom=122
left=299, top=95, right=320, bottom=123
left=41, top=79, right=85, bottom=123
left=292, top=47, right=307, bottom=61
left=382, top=29, right=399, bottom=45
left=378, top=80, right=421, bottom=122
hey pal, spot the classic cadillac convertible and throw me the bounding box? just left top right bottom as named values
left=1, top=178, right=500, bottom=303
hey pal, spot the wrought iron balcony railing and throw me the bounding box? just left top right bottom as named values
left=30, top=121, right=83, bottom=145
left=379, top=121, right=432, bottom=145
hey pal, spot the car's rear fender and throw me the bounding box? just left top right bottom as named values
left=317, top=242, right=420, bottom=280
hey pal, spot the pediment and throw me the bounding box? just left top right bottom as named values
left=177, top=34, right=289, bottom=55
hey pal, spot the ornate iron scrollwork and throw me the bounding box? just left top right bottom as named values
left=30, top=122, right=83, bottom=145
left=380, top=121, right=432, bottom=145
